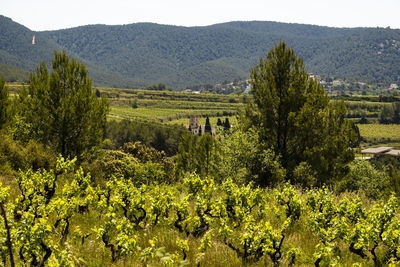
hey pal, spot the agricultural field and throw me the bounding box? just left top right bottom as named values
left=100, top=87, right=244, bottom=123
left=98, top=87, right=400, bottom=148
left=6, top=83, right=400, bottom=147
left=358, top=124, right=400, bottom=146
left=345, top=100, right=389, bottom=119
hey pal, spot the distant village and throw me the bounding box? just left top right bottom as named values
left=184, top=74, right=399, bottom=96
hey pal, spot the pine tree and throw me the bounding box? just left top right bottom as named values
left=245, top=41, right=357, bottom=185
left=22, top=51, right=109, bottom=158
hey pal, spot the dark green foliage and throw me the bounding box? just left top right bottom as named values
left=83, top=142, right=175, bottom=184
left=379, top=102, right=400, bottom=124
left=146, top=83, right=167, bottom=91
left=19, top=51, right=109, bottom=159
left=369, top=157, right=400, bottom=196
left=245, top=42, right=357, bottom=185
left=358, top=116, right=370, bottom=124
left=44, top=21, right=400, bottom=88
left=351, top=123, right=361, bottom=147
left=122, top=142, right=175, bottom=183
left=224, top=118, right=231, bottom=131
left=217, top=118, right=222, bottom=126
left=0, top=64, right=28, bottom=82
left=387, top=163, right=400, bottom=195
left=204, top=117, right=212, bottom=134
left=3, top=15, right=400, bottom=89
left=105, top=119, right=186, bottom=156
left=392, top=102, right=400, bottom=123
left=176, top=133, right=218, bottom=178
left=216, top=128, right=286, bottom=185
left=336, top=160, right=391, bottom=199
left=379, top=105, right=395, bottom=124
left=0, top=78, right=10, bottom=129
left=83, top=149, right=138, bottom=181
left=0, top=134, right=54, bottom=174
left=131, top=98, right=138, bottom=108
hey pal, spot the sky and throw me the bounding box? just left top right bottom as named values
left=2, top=0, right=400, bottom=31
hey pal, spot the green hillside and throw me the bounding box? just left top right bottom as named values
left=0, top=15, right=144, bottom=88
left=2, top=15, right=400, bottom=89
left=0, top=63, right=28, bottom=82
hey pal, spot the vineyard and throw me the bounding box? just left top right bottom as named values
left=100, top=87, right=243, bottom=123
left=358, top=124, right=400, bottom=145
left=3, top=42, right=400, bottom=267
left=0, top=156, right=399, bottom=266
left=94, top=86, right=400, bottom=147
left=7, top=83, right=400, bottom=146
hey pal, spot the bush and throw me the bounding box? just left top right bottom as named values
left=336, top=159, right=391, bottom=199
left=0, top=134, right=55, bottom=174
left=123, top=142, right=175, bottom=183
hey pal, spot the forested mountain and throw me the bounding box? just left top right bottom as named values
left=1, top=15, right=400, bottom=89
left=0, top=16, right=145, bottom=87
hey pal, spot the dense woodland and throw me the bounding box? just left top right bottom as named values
left=2, top=15, right=400, bottom=89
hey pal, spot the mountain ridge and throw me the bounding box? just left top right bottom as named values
left=1, top=15, right=400, bottom=89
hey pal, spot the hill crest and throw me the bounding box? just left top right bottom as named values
left=1, top=15, right=400, bottom=89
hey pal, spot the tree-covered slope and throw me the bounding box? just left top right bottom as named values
left=41, top=21, right=400, bottom=88
left=0, top=63, right=28, bottom=82
left=0, top=15, right=60, bottom=70
left=0, top=16, right=145, bottom=88
left=2, top=14, right=400, bottom=89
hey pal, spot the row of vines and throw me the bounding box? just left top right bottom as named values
left=0, top=157, right=399, bottom=266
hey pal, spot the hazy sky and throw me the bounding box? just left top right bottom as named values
left=2, top=0, right=400, bottom=31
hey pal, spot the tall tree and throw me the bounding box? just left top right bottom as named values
left=224, top=118, right=231, bottom=131
left=245, top=42, right=357, bottom=185
left=204, top=116, right=212, bottom=134
left=379, top=105, right=394, bottom=124
left=391, top=102, right=400, bottom=124
left=22, top=51, right=109, bottom=158
left=0, top=78, right=10, bottom=129
left=176, top=133, right=218, bottom=178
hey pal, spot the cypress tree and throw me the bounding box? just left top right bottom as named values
left=205, top=116, right=212, bottom=134
left=224, top=118, right=231, bottom=131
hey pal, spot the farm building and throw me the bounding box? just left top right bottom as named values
left=188, top=116, right=216, bottom=136
left=361, top=147, right=400, bottom=159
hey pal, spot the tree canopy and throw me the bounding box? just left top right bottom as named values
left=245, top=41, right=357, bottom=185
left=0, top=77, right=11, bottom=130
left=20, top=51, right=109, bottom=158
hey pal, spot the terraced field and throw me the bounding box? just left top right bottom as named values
left=101, top=87, right=244, bottom=122
left=358, top=124, right=400, bottom=146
